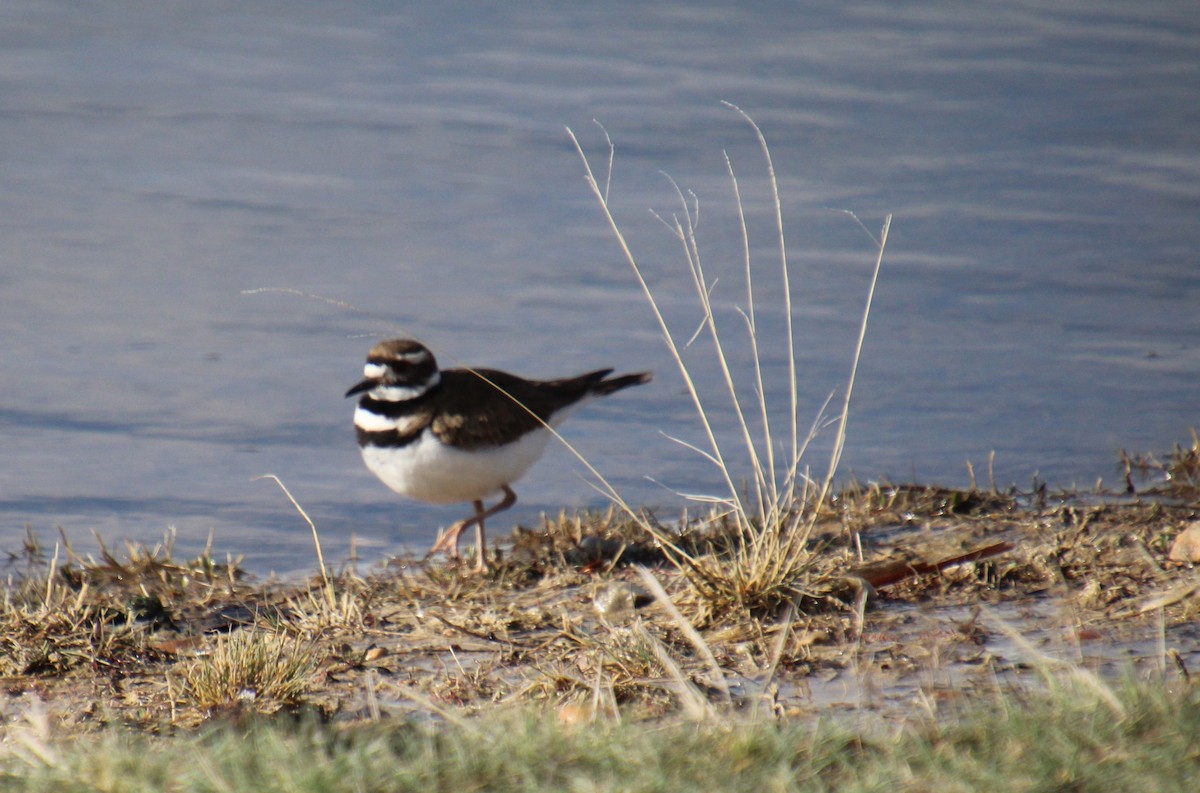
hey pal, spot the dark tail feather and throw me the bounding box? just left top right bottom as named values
left=592, top=371, right=652, bottom=396
left=545, top=369, right=652, bottom=401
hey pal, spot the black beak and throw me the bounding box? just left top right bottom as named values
left=345, top=378, right=378, bottom=398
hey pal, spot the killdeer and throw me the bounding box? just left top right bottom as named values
left=346, top=339, right=651, bottom=571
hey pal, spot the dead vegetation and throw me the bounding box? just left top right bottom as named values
left=1123, top=428, right=1200, bottom=499
left=2, top=479, right=1198, bottom=739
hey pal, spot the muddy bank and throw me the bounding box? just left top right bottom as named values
left=1, top=486, right=1198, bottom=735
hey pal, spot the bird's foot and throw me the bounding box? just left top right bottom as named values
left=428, top=521, right=467, bottom=559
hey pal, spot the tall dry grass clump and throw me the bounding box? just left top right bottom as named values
left=569, top=105, right=889, bottom=618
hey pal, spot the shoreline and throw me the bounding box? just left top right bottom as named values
left=1, top=483, right=1195, bottom=732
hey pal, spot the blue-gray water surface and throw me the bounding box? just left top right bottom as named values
left=2, top=1, right=1198, bottom=574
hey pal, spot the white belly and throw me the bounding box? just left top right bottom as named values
left=360, top=428, right=553, bottom=504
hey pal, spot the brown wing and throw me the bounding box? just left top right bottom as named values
left=429, top=368, right=616, bottom=450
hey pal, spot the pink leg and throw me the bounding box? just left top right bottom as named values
left=427, top=486, right=517, bottom=572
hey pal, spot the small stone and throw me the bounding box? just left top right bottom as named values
left=556, top=702, right=593, bottom=726
left=1168, top=522, right=1200, bottom=564
left=593, top=582, right=651, bottom=621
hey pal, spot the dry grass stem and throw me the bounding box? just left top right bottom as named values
left=256, top=474, right=335, bottom=610
left=571, top=107, right=890, bottom=617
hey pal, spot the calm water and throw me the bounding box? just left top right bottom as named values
left=2, top=1, right=1198, bottom=574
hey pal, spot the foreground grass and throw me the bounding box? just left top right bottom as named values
left=2, top=677, right=1196, bottom=792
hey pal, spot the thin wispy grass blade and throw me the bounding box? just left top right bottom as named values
left=571, top=107, right=888, bottom=617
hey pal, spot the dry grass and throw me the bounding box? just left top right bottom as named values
left=1, top=504, right=1198, bottom=793
left=0, top=484, right=1195, bottom=739
left=0, top=530, right=237, bottom=681
left=568, top=107, right=890, bottom=618
left=178, top=629, right=323, bottom=712
left=1124, top=429, right=1200, bottom=498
